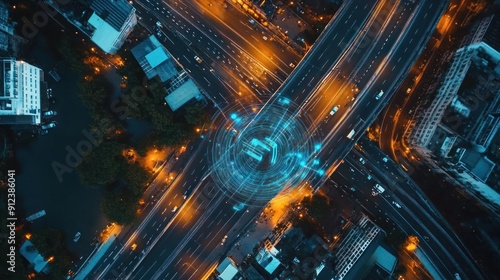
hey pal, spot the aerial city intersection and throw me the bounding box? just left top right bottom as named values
left=3, top=0, right=500, bottom=279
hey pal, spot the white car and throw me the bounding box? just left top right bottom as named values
left=329, top=105, right=339, bottom=116
left=359, top=157, right=366, bottom=164
left=382, top=157, right=388, bottom=162
left=262, top=36, right=268, bottom=41
left=392, top=201, right=401, bottom=208
left=172, top=206, right=178, bottom=212
left=194, top=56, right=203, bottom=64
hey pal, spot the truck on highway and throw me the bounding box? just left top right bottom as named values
left=375, top=90, right=384, bottom=100
left=347, top=129, right=355, bottom=139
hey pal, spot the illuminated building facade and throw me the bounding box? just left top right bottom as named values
left=0, top=58, right=43, bottom=125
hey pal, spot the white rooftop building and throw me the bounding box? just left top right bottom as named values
left=215, top=257, right=238, bottom=280
left=87, top=0, right=137, bottom=54
left=0, top=58, right=43, bottom=125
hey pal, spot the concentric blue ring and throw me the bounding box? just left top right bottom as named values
left=208, top=99, right=319, bottom=206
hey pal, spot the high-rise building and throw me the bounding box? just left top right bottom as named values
left=0, top=58, right=43, bottom=125
left=87, top=0, right=137, bottom=54
left=333, top=215, right=382, bottom=280
left=409, top=42, right=500, bottom=152
left=0, top=1, right=14, bottom=52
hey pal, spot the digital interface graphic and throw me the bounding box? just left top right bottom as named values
left=209, top=98, right=324, bottom=205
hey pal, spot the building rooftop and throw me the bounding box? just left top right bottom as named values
left=256, top=248, right=282, bottom=275
left=244, top=266, right=265, bottom=280
left=333, top=215, right=383, bottom=280
left=131, top=35, right=177, bottom=82
left=145, top=47, right=169, bottom=68
left=459, top=149, right=496, bottom=182
left=370, top=245, right=397, bottom=274
left=19, top=240, right=49, bottom=273
left=165, top=78, right=201, bottom=111
left=216, top=258, right=238, bottom=280
left=90, top=0, right=133, bottom=31
left=483, top=6, right=500, bottom=51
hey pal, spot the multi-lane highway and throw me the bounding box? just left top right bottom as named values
left=135, top=0, right=302, bottom=104
left=332, top=138, right=485, bottom=279
left=379, top=0, right=471, bottom=162
left=79, top=0, right=486, bottom=279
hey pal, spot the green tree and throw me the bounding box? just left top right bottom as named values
left=79, top=83, right=107, bottom=111
left=77, top=140, right=126, bottom=186
left=184, top=104, right=210, bottom=126
left=302, top=194, right=330, bottom=219
left=102, top=190, right=138, bottom=224
left=125, top=162, right=151, bottom=198
left=157, top=125, right=189, bottom=146
left=149, top=109, right=173, bottom=131
left=30, top=228, right=63, bottom=256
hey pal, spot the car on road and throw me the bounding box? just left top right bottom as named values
left=221, top=235, right=228, bottom=245
left=367, top=175, right=372, bottom=180
left=43, top=110, right=57, bottom=117
left=131, top=243, right=137, bottom=250
left=194, top=56, right=203, bottom=64
left=382, top=157, right=388, bottom=162
left=329, top=105, right=339, bottom=115
left=375, top=90, right=384, bottom=100
left=347, top=129, right=355, bottom=140
left=289, top=63, right=296, bottom=68
left=359, top=157, right=366, bottom=164
left=172, top=206, right=178, bottom=212
left=262, top=36, right=268, bottom=41
left=392, top=201, right=401, bottom=208
left=249, top=19, right=255, bottom=24
left=41, top=122, right=56, bottom=130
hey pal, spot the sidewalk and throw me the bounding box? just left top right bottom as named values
left=74, top=224, right=122, bottom=280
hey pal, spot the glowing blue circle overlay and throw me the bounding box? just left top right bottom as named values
left=209, top=100, right=318, bottom=205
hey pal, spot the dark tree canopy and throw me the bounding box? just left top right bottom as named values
left=102, top=190, right=138, bottom=224
left=77, top=140, right=126, bottom=186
